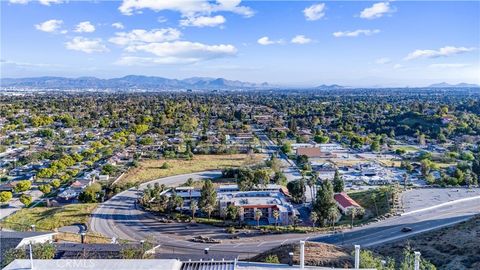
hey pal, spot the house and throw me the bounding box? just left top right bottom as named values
left=296, top=147, right=336, bottom=159
left=334, top=192, right=362, bottom=214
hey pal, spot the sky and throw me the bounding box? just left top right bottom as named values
left=1, top=0, right=479, bottom=87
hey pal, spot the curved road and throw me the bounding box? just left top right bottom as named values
left=90, top=171, right=480, bottom=258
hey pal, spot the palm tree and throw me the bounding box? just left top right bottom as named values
left=190, top=200, right=198, bottom=221
left=238, top=207, right=244, bottom=226
left=204, top=204, right=215, bottom=220
left=220, top=206, right=228, bottom=224
left=272, top=210, right=280, bottom=227
left=348, top=207, right=358, bottom=229
left=327, top=207, right=339, bottom=231
left=307, top=175, right=316, bottom=202
left=371, top=193, right=379, bottom=216
left=254, top=209, right=263, bottom=228
left=309, top=211, right=318, bottom=228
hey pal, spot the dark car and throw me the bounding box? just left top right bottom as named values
left=401, top=227, right=413, bottom=232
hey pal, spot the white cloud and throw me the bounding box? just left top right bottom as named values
left=303, top=3, right=326, bottom=21
left=291, top=35, right=312, bottom=44
left=360, top=2, right=394, bottom=19
left=375, top=57, right=391, bottom=64
left=39, top=0, right=63, bottom=6
left=405, top=46, right=476, bottom=60
left=65, top=37, right=109, bottom=53
left=112, top=22, right=125, bottom=29
left=9, top=0, right=29, bottom=4
left=75, top=21, right=96, bottom=33
left=180, top=15, right=226, bottom=27
left=118, top=41, right=237, bottom=64
left=10, top=0, right=63, bottom=5
left=34, top=19, right=63, bottom=33
left=119, top=0, right=253, bottom=17
left=393, top=64, right=404, bottom=69
left=109, top=28, right=181, bottom=46
left=333, top=29, right=380, bottom=37
left=257, top=36, right=283, bottom=46
left=429, top=63, right=471, bottom=68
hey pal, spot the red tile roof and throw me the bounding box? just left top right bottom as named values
left=334, top=192, right=361, bottom=209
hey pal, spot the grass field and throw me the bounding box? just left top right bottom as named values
left=345, top=189, right=391, bottom=223
left=1, top=203, right=98, bottom=231
left=118, top=154, right=265, bottom=186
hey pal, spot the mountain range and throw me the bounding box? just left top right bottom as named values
left=0, top=75, right=270, bottom=90
left=427, top=82, right=480, bottom=88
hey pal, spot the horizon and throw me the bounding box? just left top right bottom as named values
left=1, top=1, right=480, bottom=87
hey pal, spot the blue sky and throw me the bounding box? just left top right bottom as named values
left=1, top=0, right=479, bottom=87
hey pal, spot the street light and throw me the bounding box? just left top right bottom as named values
left=80, top=231, right=86, bottom=243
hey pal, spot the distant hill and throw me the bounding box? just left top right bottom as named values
left=428, top=82, right=480, bottom=88
left=315, top=84, right=345, bottom=90
left=0, top=75, right=271, bottom=90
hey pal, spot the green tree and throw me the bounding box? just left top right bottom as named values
left=190, top=200, right=198, bottom=220
left=327, top=206, right=340, bottom=231
left=313, top=179, right=336, bottom=226
left=38, top=184, right=51, bottom=195
left=19, top=194, right=32, bottom=207
left=254, top=209, right=263, bottom=228
left=281, top=142, right=292, bottom=154
left=0, top=191, right=13, bottom=204
left=272, top=209, right=280, bottom=226
left=199, top=179, right=217, bottom=219
left=50, top=179, right=61, bottom=188
left=14, top=180, right=31, bottom=193
left=309, top=211, right=318, bottom=228
left=332, top=170, right=344, bottom=193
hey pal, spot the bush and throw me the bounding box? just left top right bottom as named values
left=160, top=162, right=171, bottom=169
left=226, top=226, right=236, bottom=234
left=14, top=180, right=31, bottom=193
left=264, top=254, right=280, bottom=264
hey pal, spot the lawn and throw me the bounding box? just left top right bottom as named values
left=345, top=189, right=392, bottom=223
left=1, top=203, right=98, bottom=231
left=118, top=154, right=265, bottom=186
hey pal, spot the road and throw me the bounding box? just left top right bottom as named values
left=90, top=168, right=480, bottom=258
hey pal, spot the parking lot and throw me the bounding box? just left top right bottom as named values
left=402, top=188, right=480, bottom=213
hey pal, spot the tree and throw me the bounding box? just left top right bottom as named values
left=78, top=182, right=102, bottom=203
left=0, top=191, right=13, bottom=204
left=347, top=207, right=358, bottom=228
left=19, top=194, right=32, bottom=207
left=190, top=200, right=198, bottom=220
left=199, top=180, right=217, bottom=219
left=287, top=179, right=306, bottom=203
left=313, top=179, right=336, bottom=226
left=370, top=140, right=380, bottom=152
left=332, top=170, right=344, bottom=193
left=254, top=168, right=271, bottom=187
left=14, top=180, right=31, bottom=193
left=358, top=250, right=395, bottom=270
left=272, top=209, right=280, bottom=226
left=273, top=171, right=287, bottom=186
left=254, top=209, right=263, bottom=228
left=227, top=205, right=239, bottom=222
left=327, top=206, right=340, bottom=231
left=281, top=142, right=292, bottom=154
left=371, top=193, right=379, bottom=216
left=50, top=179, right=61, bottom=188
left=38, top=184, right=51, bottom=195
left=2, top=243, right=56, bottom=268
left=309, top=211, right=318, bottom=228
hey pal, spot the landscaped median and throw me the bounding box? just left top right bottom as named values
left=116, top=154, right=265, bottom=187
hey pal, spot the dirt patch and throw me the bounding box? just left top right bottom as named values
left=249, top=242, right=353, bottom=268
left=373, top=215, right=480, bottom=270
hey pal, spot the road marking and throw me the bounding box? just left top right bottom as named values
left=401, top=195, right=480, bottom=216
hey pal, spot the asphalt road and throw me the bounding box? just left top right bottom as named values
left=90, top=168, right=480, bottom=258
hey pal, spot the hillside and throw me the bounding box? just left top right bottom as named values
left=373, top=215, right=480, bottom=270
left=249, top=242, right=354, bottom=268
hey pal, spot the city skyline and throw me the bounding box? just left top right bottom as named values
left=1, top=0, right=479, bottom=87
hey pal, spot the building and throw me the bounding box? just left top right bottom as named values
left=296, top=147, right=336, bottom=159
left=168, top=184, right=295, bottom=226
left=333, top=192, right=362, bottom=214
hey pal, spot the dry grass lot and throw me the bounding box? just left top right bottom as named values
left=119, top=154, right=265, bottom=186
left=250, top=242, right=353, bottom=268
left=1, top=203, right=98, bottom=231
